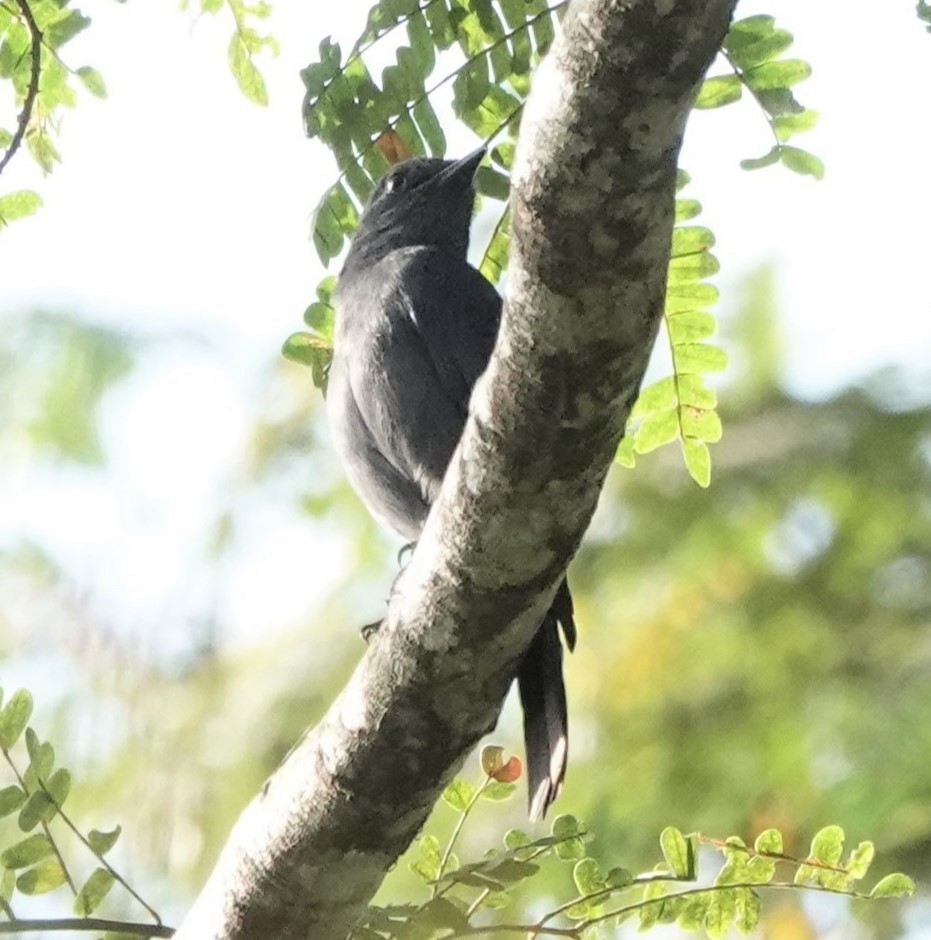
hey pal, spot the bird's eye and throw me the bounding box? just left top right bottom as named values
left=383, top=172, right=406, bottom=195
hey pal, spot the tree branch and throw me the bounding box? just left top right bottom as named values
left=175, top=1, right=738, bottom=937
left=0, top=0, right=41, bottom=177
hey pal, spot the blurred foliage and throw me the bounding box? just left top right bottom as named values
left=0, top=311, right=134, bottom=464
left=1, top=266, right=928, bottom=940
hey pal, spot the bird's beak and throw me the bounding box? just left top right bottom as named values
left=442, top=146, right=486, bottom=184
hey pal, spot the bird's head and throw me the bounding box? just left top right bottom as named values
left=344, top=148, right=485, bottom=268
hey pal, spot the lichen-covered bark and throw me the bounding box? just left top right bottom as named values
left=174, top=1, right=738, bottom=937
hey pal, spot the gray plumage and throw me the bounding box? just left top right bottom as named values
left=326, top=149, right=575, bottom=820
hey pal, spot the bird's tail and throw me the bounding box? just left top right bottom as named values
left=517, top=579, right=577, bottom=822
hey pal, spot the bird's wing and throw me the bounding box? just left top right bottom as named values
left=399, top=247, right=503, bottom=406
left=340, top=248, right=500, bottom=514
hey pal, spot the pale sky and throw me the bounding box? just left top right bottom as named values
left=1, top=0, right=929, bottom=650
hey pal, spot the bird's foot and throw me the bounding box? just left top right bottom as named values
left=397, top=541, right=417, bottom=566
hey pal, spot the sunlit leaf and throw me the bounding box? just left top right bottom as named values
left=74, top=867, right=115, bottom=915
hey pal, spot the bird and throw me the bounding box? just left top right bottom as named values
left=326, top=147, right=576, bottom=821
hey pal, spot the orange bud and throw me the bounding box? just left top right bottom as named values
left=376, top=130, right=411, bottom=165
left=493, top=756, right=523, bottom=783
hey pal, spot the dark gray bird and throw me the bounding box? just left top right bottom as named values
left=326, top=148, right=576, bottom=820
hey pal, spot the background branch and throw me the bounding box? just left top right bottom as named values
left=0, top=0, right=41, bottom=177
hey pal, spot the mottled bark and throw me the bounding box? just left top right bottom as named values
left=175, top=1, right=738, bottom=937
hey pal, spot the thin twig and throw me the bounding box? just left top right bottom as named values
left=0, top=0, right=42, bottom=176
left=0, top=916, right=174, bottom=936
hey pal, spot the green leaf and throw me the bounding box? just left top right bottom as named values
left=745, top=58, right=812, bottom=90
left=413, top=98, right=446, bottom=157
left=76, top=66, right=107, bottom=98
left=671, top=226, right=715, bottom=257
left=18, top=791, right=56, bottom=831
left=675, top=198, right=702, bottom=223
left=602, top=867, right=629, bottom=889
left=16, top=858, right=67, bottom=895
left=694, top=75, right=742, bottom=109
left=23, top=737, right=55, bottom=791
left=780, top=146, right=825, bottom=180
left=487, top=858, right=538, bottom=884
left=424, top=0, right=455, bottom=48
left=283, top=333, right=330, bottom=388
left=668, top=251, right=720, bottom=280
left=734, top=887, right=761, bottom=934
left=665, top=282, right=719, bottom=314
left=846, top=841, right=875, bottom=881
left=475, top=165, right=510, bottom=201
left=87, top=826, right=122, bottom=857
left=74, top=867, right=115, bottom=915
left=743, top=854, right=776, bottom=884
left=0, top=189, right=42, bottom=223
left=201, top=0, right=223, bottom=11
left=418, top=896, right=470, bottom=931
left=677, top=374, right=717, bottom=409
left=26, top=129, right=61, bottom=174
left=634, top=409, right=678, bottom=454
left=615, top=434, right=636, bottom=468
left=754, top=828, right=783, bottom=854
left=480, top=780, right=516, bottom=800
left=552, top=814, right=586, bottom=860
left=0, top=869, right=13, bottom=902
left=0, top=786, right=26, bottom=818
left=0, top=690, right=33, bottom=748
left=303, top=302, right=335, bottom=340
left=660, top=826, right=692, bottom=878
left=774, top=110, right=818, bottom=141
left=870, top=873, right=916, bottom=898
left=630, top=377, right=676, bottom=420
left=740, top=147, right=782, bottom=171
left=682, top=437, right=711, bottom=488
left=726, top=29, right=794, bottom=70
left=228, top=34, right=269, bottom=106
left=810, top=825, right=844, bottom=866
left=1, top=834, right=53, bottom=869
left=410, top=834, right=441, bottom=882
left=442, top=778, right=476, bottom=812
left=756, top=87, right=804, bottom=117
left=638, top=880, right=666, bottom=930
left=677, top=891, right=711, bottom=930
left=504, top=828, right=531, bottom=850
left=312, top=183, right=358, bottom=264
left=704, top=888, right=737, bottom=939
left=45, top=10, right=91, bottom=48
left=680, top=408, right=722, bottom=443
left=667, top=311, right=716, bottom=344
left=44, top=768, right=70, bottom=807
left=673, top=343, right=728, bottom=374
left=573, top=857, right=606, bottom=895
left=726, top=14, right=776, bottom=44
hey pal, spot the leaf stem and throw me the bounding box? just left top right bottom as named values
left=432, top=776, right=492, bottom=898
